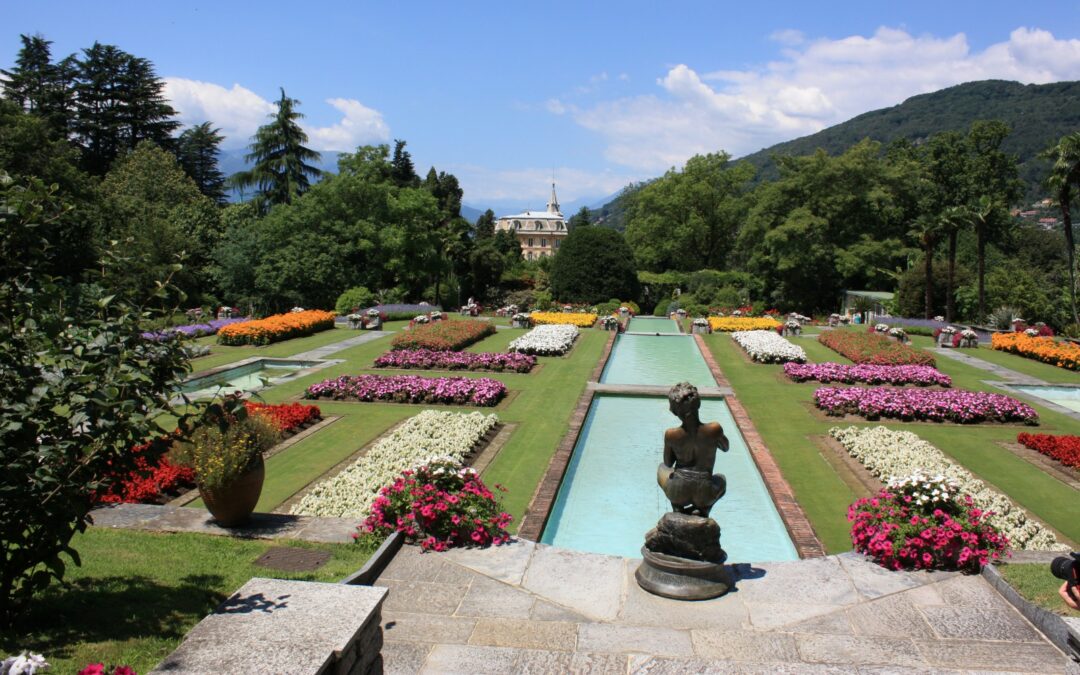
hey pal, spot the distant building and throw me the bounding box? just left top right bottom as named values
left=494, top=184, right=567, bottom=260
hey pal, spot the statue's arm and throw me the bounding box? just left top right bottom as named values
left=663, top=432, right=676, bottom=467
left=716, top=425, right=730, bottom=453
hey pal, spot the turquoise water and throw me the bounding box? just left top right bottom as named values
left=1012, top=385, right=1080, bottom=413
left=182, top=359, right=318, bottom=398
left=600, top=334, right=715, bottom=388
left=627, top=316, right=681, bottom=334
left=541, top=395, right=799, bottom=562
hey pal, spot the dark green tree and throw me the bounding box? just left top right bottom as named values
left=72, top=42, right=180, bottom=175
left=177, top=122, right=227, bottom=204
left=1, top=34, right=77, bottom=136
left=474, top=208, right=495, bottom=240
left=391, top=139, right=419, bottom=188
left=1041, top=132, right=1080, bottom=325
left=569, top=206, right=591, bottom=229
left=231, top=88, right=322, bottom=212
left=550, top=226, right=640, bottom=303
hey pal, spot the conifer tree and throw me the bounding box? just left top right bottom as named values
left=177, top=122, right=227, bottom=204
left=391, top=139, right=419, bottom=187
left=231, top=88, right=321, bottom=212
left=1, top=34, right=76, bottom=135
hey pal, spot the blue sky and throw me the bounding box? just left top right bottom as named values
left=5, top=1, right=1080, bottom=212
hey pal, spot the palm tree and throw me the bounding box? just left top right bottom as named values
left=1041, top=133, right=1080, bottom=325
left=909, top=216, right=942, bottom=319
left=969, top=196, right=1005, bottom=323
left=231, top=88, right=321, bottom=212
left=940, top=206, right=969, bottom=323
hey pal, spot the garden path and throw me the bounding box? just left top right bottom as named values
left=932, top=347, right=1051, bottom=386
left=288, top=330, right=392, bottom=361
left=375, top=540, right=1070, bottom=673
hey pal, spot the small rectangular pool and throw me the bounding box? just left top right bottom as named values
left=600, top=334, right=715, bottom=388
left=626, top=316, right=681, bottom=334
left=1010, top=384, right=1080, bottom=413
left=541, top=395, right=799, bottom=562
left=181, top=359, right=325, bottom=399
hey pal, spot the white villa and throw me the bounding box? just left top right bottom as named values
left=494, top=184, right=568, bottom=260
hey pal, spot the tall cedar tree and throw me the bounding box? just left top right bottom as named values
left=391, top=139, right=419, bottom=187
left=232, top=88, right=321, bottom=212
left=1, top=34, right=77, bottom=136
left=569, top=206, right=591, bottom=229
left=177, top=122, right=227, bottom=204
left=72, top=42, right=180, bottom=175
left=474, top=209, right=496, bottom=240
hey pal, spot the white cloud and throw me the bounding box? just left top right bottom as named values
left=447, top=164, right=641, bottom=206
left=164, top=78, right=389, bottom=151
left=568, top=26, right=1080, bottom=171
left=546, top=98, right=568, bottom=115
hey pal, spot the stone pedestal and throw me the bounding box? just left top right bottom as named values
left=691, top=325, right=710, bottom=335
left=512, top=319, right=529, bottom=329
left=635, top=512, right=732, bottom=600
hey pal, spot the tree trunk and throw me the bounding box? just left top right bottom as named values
left=924, top=245, right=934, bottom=319
left=1064, top=203, right=1078, bottom=325
left=946, top=230, right=957, bottom=323
left=976, top=230, right=986, bottom=323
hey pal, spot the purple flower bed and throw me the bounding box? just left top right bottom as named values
left=877, top=317, right=947, bottom=329
left=813, top=387, right=1038, bottom=425
left=305, top=374, right=506, bottom=407
left=784, top=363, right=952, bottom=387
left=373, top=349, right=535, bottom=373
left=141, top=317, right=248, bottom=341
left=362, top=304, right=442, bottom=314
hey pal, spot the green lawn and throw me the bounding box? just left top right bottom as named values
left=997, top=563, right=1080, bottom=616
left=189, top=325, right=366, bottom=371
left=704, top=331, right=1080, bottom=553
left=0, top=529, right=371, bottom=674
left=930, top=338, right=1080, bottom=384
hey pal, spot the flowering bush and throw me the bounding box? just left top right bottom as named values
left=830, top=425, right=1063, bottom=550
left=599, top=315, right=619, bottom=330
left=888, top=327, right=907, bottom=340
left=818, top=330, right=935, bottom=367
left=292, top=410, right=497, bottom=518
left=374, top=348, right=535, bottom=373
left=692, top=317, right=709, bottom=327
left=849, top=476, right=1008, bottom=571
left=708, top=316, right=780, bottom=332
left=991, top=332, right=1080, bottom=371
left=244, top=401, right=322, bottom=433
left=2, top=651, right=48, bottom=674
left=361, top=459, right=512, bottom=551
left=873, top=323, right=890, bottom=333
left=391, top=319, right=495, bottom=351
left=814, top=387, right=1037, bottom=424
left=1017, top=432, right=1080, bottom=469
left=529, top=311, right=598, bottom=327
left=783, top=363, right=951, bottom=387
left=172, top=406, right=280, bottom=492
left=305, top=374, right=506, bottom=406
left=731, top=330, right=806, bottom=363
left=141, top=317, right=247, bottom=341
left=217, top=310, right=336, bottom=346
left=78, top=665, right=136, bottom=675
left=94, top=440, right=194, bottom=504
left=412, top=314, right=430, bottom=325
left=508, top=324, right=579, bottom=356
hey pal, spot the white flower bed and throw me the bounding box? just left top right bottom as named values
left=731, top=330, right=806, bottom=364
left=508, top=324, right=579, bottom=356
left=829, top=425, right=1065, bottom=551
left=291, top=410, right=498, bottom=518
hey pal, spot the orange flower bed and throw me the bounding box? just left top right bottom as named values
left=990, top=332, right=1080, bottom=371
left=217, top=310, right=336, bottom=346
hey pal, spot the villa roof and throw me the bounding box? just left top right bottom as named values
left=500, top=210, right=565, bottom=220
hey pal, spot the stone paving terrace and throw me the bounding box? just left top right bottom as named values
left=375, top=540, right=1070, bottom=673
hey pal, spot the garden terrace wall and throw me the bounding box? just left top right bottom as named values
left=818, top=329, right=935, bottom=367
left=390, top=319, right=494, bottom=351
left=217, top=310, right=336, bottom=346
left=991, top=332, right=1080, bottom=371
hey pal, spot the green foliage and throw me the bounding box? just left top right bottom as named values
left=335, top=286, right=375, bottom=315
left=231, top=88, right=322, bottom=212
left=549, top=226, right=640, bottom=303
left=568, top=206, right=591, bottom=229
left=474, top=208, right=495, bottom=240
left=390, top=139, right=419, bottom=188
left=172, top=405, right=279, bottom=492
left=0, top=174, right=196, bottom=623
left=176, top=122, right=226, bottom=204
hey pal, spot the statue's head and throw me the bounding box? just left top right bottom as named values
left=668, top=381, right=700, bottom=421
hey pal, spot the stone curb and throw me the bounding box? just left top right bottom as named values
left=341, top=531, right=405, bottom=586
left=982, top=562, right=1080, bottom=663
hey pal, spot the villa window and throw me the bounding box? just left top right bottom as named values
left=554, top=239, right=560, bottom=249
left=535, top=221, right=543, bottom=230
left=527, top=252, right=534, bottom=260
left=513, top=220, right=521, bottom=229
left=541, top=238, right=547, bottom=247
left=528, top=238, right=534, bottom=247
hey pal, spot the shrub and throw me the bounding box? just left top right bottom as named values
left=849, top=475, right=1008, bottom=572
left=1016, top=433, right=1080, bottom=469
left=217, top=310, right=336, bottom=346
left=549, top=227, right=640, bottom=303
left=335, top=286, right=375, bottom=315
left=818, top=330, right=935, bottom=367
left=653, top=300, right=670, bottom=316
left=390, top=319, right=495, bottom=351
left=361, top=459, right=512, bottom=551
left=94, top=442, right=194, bottom=505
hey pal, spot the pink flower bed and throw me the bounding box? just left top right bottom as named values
left=814, top=387, right=1038, bottom=424
left=783, top=363, right=951, bottom=387
left=373, top=349, right=535, bottom=373
left=305, top=374, right=506, bottom=407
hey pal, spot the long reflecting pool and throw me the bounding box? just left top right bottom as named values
left=541, top=394, right=798, bottom=561
left=600, top=334, right=715, bottom=388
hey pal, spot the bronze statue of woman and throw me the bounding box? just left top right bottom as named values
left=657, top=382, right=729, bottom=518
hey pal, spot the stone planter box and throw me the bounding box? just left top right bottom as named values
left=511, top=319, right=529, bottom=329
left=691, top=325, right=710, bottom=335
left=347, top=317, right=364, bottom=330
left=959, top=337, right=978, bottom=348
left=364, top=318, right=381, bottom=330
left=782, top=327, right=801, bottom=337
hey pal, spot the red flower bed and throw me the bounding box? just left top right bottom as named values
left=244, top=401, right=322, bottom=433
left=390, top=319, right=495, bottom=351
left=95, top=441, right=194, bottom=505
left=1017, top=432, right=1080, bottom=469
left=818, top=330, right=935, bottom=367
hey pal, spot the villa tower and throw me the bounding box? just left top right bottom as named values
left=494, top=183, right=568, bottom=260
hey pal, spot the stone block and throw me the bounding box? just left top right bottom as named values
left=522, top=545, right=626, bottom=621
left=730, top=557, right=860, bottom=607
left=620, top=564, right=747, bottom=630
left=577, top=624, right=694, bottom=657
left=382, top=611, right=476, bottom=644
left=422, top=644, right=522, bottom=674
left=794, top=634, right=928, bottom=668
left=919, top=605, right=1044, bottom=642
left=375, top=578, right=468, bottom=615
left=691, top=630, right=799, bottom=662
left=380, top=641, right=431, bottom=675
left=468, top=617, right=577, bottom=651
left=745, top=602, right=847, bottom=631
left=914, top=638, right=1066, bottom=672
left=439, top=539, right=535, bottom=585
left=847, top=594, right=935, bottom=638
left=455, top=575, right=537, bottom=619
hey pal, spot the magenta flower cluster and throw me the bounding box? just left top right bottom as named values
left=784, top=362, right=952, bottom=387
left=373, top=349, right=535, bottom=373
left=305, top=374, right=506, bottom=407
left=814, top=387, right=1038, bottom=424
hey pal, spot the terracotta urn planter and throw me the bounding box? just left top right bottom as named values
left=200, top=456, right=265, bottom=527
